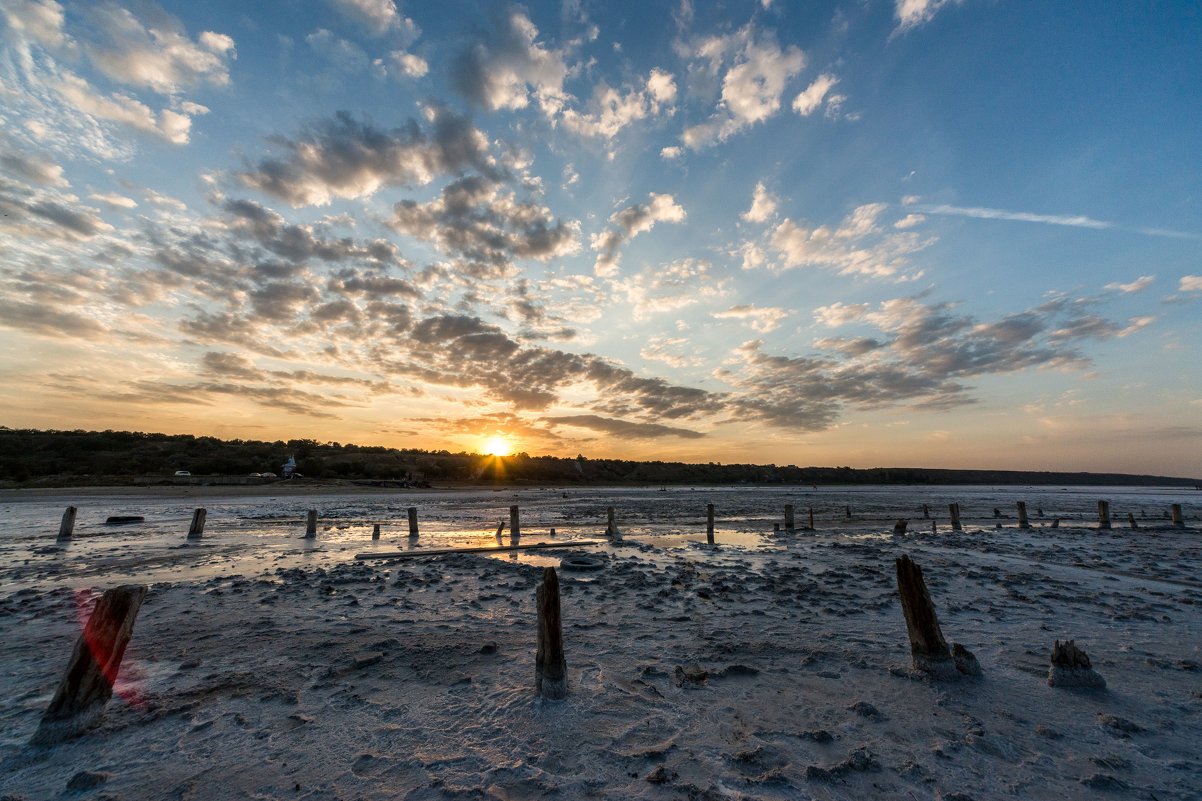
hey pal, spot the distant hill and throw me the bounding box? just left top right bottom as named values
left=0, top=426, right=1198, bottom=488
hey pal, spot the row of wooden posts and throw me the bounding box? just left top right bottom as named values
left=33, top=540, right=1104, bottom=742
left=54, top=500, right=1189, bottom=543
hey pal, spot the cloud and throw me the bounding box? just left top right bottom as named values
left=792, top=72, right=838, bottom=116
left=54, top=71, right=198, bottom=144
left=894, top=0, right=964, bottom=33
left=1178, top=275, right=1202, bottom=292
left=741, top=181, right=777, bottom=223
left=591, top=192, right=686, bottom=276
left=80, top=3, right=235, bottom=94
left=640, top=335, right=703, bottom=368
left=813, top=301, right=870, bottom=327
left=224, top=198, right=404, bottom=265
left=560, top=69, right=677, bottom=140
left=238, top=107, right=494, bottom=206
left=450, top=8, right=568, bottom=117
left=306, top=28, right=370, bottom=74
left=545, top=414, right=705, bottom=439
left=766, top=203, right=933, bottom=278
left=0, top=298, right=106, bottom=337
left=1, top=0, right=70, bottom=49
left=0, top=148, right=68, bottom=187
left=389, top=50, right=428, bottom=78
left=328, top=0, right=404, bottom=35
left=1104, top=275, right=1153, bottom=294
left=617, top=258, right=728, bottom=320
left=680, top=27, right=805, bottom=150
left=90, top=192, right=138, bottom=209
left=390, top=175, right=580, bottom=276
left=713, top=304, right=789, bottom=333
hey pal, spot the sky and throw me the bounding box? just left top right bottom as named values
left=1, top=0, right=1200, bottom=475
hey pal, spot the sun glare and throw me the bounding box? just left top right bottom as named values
left=482, top=436, right=513, bottom=457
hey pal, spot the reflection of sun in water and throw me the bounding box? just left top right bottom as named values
left=483, top=436, right=513, bottom=457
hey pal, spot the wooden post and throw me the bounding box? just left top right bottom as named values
left=57, top=506, right=77, bottom=540
left=845, top=505, right=852, bottom=518
left=535, top=567, right=567, bottom=700
left=372, top=523, right=381, bottom=540
left=32, top=585, right=147, bottom=744
left=895, top=556, right=959, bottom=680
left=949, top=503, right=962, bottom=532
left=407, top=506, right=419, bottom=538
left=784, top=504, right=795, bottom=534
left=495, top=520, right=504, bottom=542
left=509, top=505, right=520, bottom=538
left=1127, top=512, right=1138, bottom=530
left=1171, top=504, right=1184, bottom=528
left=706, top=504, right=715, bottom=545
left=922, top=504, right=930, bottom=519
left=1097, top=500, right=1111, bottom=530
left=893, top=519, right=908, bottom=535
left=305, top=510, right=318, bottom=538
left=607, top=506, right=615, bottom=537
left=1017, top=501, right=1030, bottom=529
left=187, top=508, right=206, bottom=540
left=808, top=507, right=815, bottom=531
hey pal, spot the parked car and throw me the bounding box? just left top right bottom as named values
left=174, top=470, right=191, bottom=476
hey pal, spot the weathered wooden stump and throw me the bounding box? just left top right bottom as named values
left=922, top=504, right=930, bottom=519
left=808, top=507, right=815, bottom=531
left=510, top=505, right=521, bottom=538
left=407, top=506, right=419, bottom=538
left=535, top=567, right=567, bottom=700
left=845, top=505, right=852, bottom=518
left=1097, top=500, right=1111, bottom=530
left=32, top=585, right=147, bottom=744
left=372, top=523, right=381, bottom=540
left=1017, top=501, right=1029, bottom=529
left=57, top=506, right=78, bottom=540
left=893, top=519, right=908, bottom=536
left=948, top=503, right=962, bottom=531
left=1171, top=504, right=1184, bottom=528
left=1047, top=640, right=1105, bottom=689
left=784, top=505, right=795, bottom=534
left=706, top=504, right=715, bottom=545
left=895, top=555, right=978, bottom=680
left=1051, top=518, right=1060, bottom=529
left=186, top=508, right=206, bottom=540
left=305, top=510, right=318, bottom=538
left=1127, top=512, right=1138, bottom=530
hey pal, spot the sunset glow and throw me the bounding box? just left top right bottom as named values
left=482, top=437, right=513, bottom=458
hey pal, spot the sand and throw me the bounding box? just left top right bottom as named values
left=0, top=485, right=1199, bottom=800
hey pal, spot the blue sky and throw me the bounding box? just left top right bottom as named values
left=1, top=0, right=1200, bottom=474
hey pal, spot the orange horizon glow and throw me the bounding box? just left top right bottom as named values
left=482, top=435, right=514, bottom=457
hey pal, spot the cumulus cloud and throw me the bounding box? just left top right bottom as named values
left=792, top=72, right=838, bottom=116
left=0, top=0, right=70, bottom=49
left=54, top=72, right=197, bottom=144
left=813, top=301, right=870, bottom=327
left=389, top=50, right=428, bottom=78
left=560, top=69, right=677, bottom=139
left=591, top=193, right=686, bottom=276
left=680, top=27, right=805, bottom=150
left=238, top=108, right=494, bottom=206
left=1104, top=275, right=1153, bottom=294
left=1179, top=275, right=1202, bottom=292
left=328, top=0, right=404, bottom=35
left=0, top=148, right=68, bottom=187
left=640, top=335, right=703, bottom=368
left=741, top=181, right=778, bottom=223
left=766, top=203, right=933, bottom=278
left=616, top=258, right=729, bottom=320
left=713, top=304, right=789, bottom=332
left=90, top=192, right=138, bottom=209
left=80, top=3, right=235, bottom=94
left=389, top=175, right=581, bottom=273
left=451, top=8, right=568, bottom=116
left=894, top=0, right=964, bottom=32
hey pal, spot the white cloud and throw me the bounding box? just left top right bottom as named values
left=895, top=0, right=963, bottom=33
left=792, top=73, right=837, bottom=116
left=451, top=9, right=568, bottom=117
left=82, top=4, right=235, bottom=94
left=660, top=146, right=682, bottom=160
left=1179, top=275, right=1202, bottom=292
left=894, top=213, right=925, bottom=229
left=813, top=301, right=870, bottom=327
left=1104, top=275, right=1153, bottom=294
left=1, top=0, right=70, bottom=49
left=591, top=193, right=686, bottom=277
left=741, top=181, right=777, bottom=223
left=560, top=69, right=676, bottom=140
left=713, top=304, right=789, bottom=333
left=89, top=191, right=138, bottom=209
left=616, top=258, right=728, bottom=319
left=390, top=50, right=428, bottom=78
left=328, top=0, right=403, bottom=35
left=767, top=203, right=932, bottom=278
left=640, top=335, right=703, bottom=368
left=55, top=72, right=196, bottom=144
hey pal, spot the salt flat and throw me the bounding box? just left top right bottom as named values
left=0, top=485, right=1199, bottom=800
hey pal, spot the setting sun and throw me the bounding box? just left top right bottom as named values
left=482, top=436, right=513, bottom=457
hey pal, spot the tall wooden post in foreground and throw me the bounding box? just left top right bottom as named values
left=57, top=506, right=78, bottom=540
left=33, top=585, right=147, bottom=744
left=1016, top=502, right=1030, bottom=529
left=187, top=508, right=206, bottom=540
left=535, top=567, right=567, bottom=700
left=372, top=523, right=381, bottom=540
left=784, top=504, right=795, bottom=534
left=1171, top=504, right=1184, bottom=528
left=407, top=506, right=419, bottom=538
left=895, top=555, right=964, bottom=680
left=949, top=503, right=963, bottom=532
left=305, top=510, right=318, bottom=538
left=1097, top=500, right=1111, bottom=530
left=509, top=506, right=521, bottom=538
left=706, top=504, right=715, bottom=545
